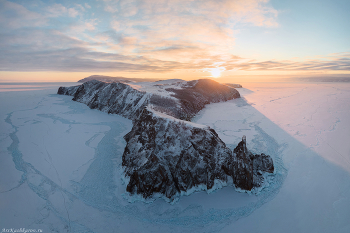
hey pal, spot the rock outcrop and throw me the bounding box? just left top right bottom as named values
left=58, top=80, right=149, bottom=120
left=58, top=78, right=274, bottom=201
left=222, top=136, right=274, bottom=191
left=123, top=109, right=274, bottom=200
left=123, top=108, right=231, bottom=199
left=58, top=79, right=240, bottom=121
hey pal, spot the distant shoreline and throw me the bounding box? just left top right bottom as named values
left=294, top=77, right=350, bottom=83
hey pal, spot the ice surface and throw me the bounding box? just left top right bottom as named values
left=1, top=82, right=349, bottom=232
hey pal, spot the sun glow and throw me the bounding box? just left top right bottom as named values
left=210, top=68, right=223, bottom=78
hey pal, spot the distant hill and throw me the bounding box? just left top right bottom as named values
left=78, top=75, right=160, bottom=83
left=225, top=83, right=242, bottom=88
left=295, top=77, right=350, bottom=83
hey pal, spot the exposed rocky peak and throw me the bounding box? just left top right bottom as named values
left=58, top=80, right=149, bottom=120
left=57, top=84, right=80, bottom=96
left=123, top=107, right=231, bottom=199
left=122, top=108, right=274, bottom=201
left=165, top=79, right=240, bottom=120
left=58, top=79, right=240, bottom=121
left=222, top=135, right=274, bottom=191
left=57, top=78, right=274, bottom=201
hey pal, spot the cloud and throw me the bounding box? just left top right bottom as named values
left=103, top=0, right=279, bottom=27
left=99, top=0, right=279, bottom=66
left=46, top=3, right=80, bottom=18
left=0, top=40, right=173, bottom=72
left=0, top=51, right=166, bottom=72
left=85, top=19, right=98, bottom=31
left=221, top=53, right=350, bottom=71
left=46, top=3, right=68, bottom=17
left=75, top=4, right=86, bottom=12
left=68, top=8, right=79, bottom=17
left=0, top=0, right=280, bottom=73
left=0, top=26, right=180, bottom=72
left=0, top=0, right=47, bottom=30
left=1, top=0, right=348, bottom=75
left=1, top=26, right=349, bottom=73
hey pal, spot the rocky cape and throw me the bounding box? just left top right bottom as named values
left=58, top=78, right=274, bottom=201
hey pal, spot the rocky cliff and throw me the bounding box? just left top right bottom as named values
left=123, top=108, right=274, bottom=200
left=58, top=79, right=240, bottom=121
left=58, top=80, right=149, bottom=120
left=58, top=78, right=274, bottom=201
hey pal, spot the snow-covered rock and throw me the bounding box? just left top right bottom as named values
left=123, top=108, right=274, bottom=201
left=58, top=78, right=273, bottom=200
left=58, top=80, right=149, bottom=120
left=57, top=79, right=240, bottom=121
left=78, top=75, right=160, bottom=83
left=222, top=136, right=274, bottom=191
left=163, top=79, right=240, bottom=120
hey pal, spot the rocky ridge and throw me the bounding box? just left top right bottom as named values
left=58, top=78, right=274, bottom=201
left=78, top=75, right=160, bottom=83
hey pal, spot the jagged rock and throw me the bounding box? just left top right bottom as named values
left=222, top=136, right=274, bottom=191
left=58, top=80, right=149, bottom=120
left=57, top=85, right=80, bottom=96
left=123, top=108, right=231, bottom=199
left=57, top=79, right=240, bottom=121
left=123, top=109, right=274, bottom=200
left=58, top=78, right=274, bottom=201
left=165, top=79, right=240, bottom=120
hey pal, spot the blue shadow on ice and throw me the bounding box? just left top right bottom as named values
left=1, top=89, right=350, bottom=233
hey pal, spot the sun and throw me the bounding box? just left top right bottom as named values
left=210, top=68, right=222, bottom=78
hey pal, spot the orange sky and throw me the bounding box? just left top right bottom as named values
left=1, top=70, right=349, bottom=83
left=0, top=0, right=349, bottom=83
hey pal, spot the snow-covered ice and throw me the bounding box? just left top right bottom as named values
left=0, top=81, right=349, bottom=232
left=130, top=79, right=189, bottom=100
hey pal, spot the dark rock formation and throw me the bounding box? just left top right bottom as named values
left=58, top=85, right=80, bottom=96
left=165, top=79, right=240, bottom=120
left=58, top=79, right=240, bottom=121
left=123, top=108, right=231, bottom=199
left=123, top=109, right=274, bottom=200
left=222, top=136, right=274, bottom=191
left=58, top=78, right=274, bottom=201
left=58, top=80, right=149, bottom=120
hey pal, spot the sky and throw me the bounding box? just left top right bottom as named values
left=0, top=0, right=349, bottom=82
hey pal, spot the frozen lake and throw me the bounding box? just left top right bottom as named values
left=0, top=81, right=349, bottom=232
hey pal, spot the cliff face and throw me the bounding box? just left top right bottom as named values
left=222, top=136, right=274, bottom=191
left=58, top=78, right=274, bottom=201
left=164, top=79, right=240, bottom=120
left=123, top=108, right=231, bottom=199
left=58, top=80, right=149, bottom=120
left=58, top=79, right=240, bottom=121
left=123, top=109, right=274, bottom=200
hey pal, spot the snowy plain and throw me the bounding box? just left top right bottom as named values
left=0, top=81, right=349, bottom=232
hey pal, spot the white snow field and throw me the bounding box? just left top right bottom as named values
left=0, top=81, right=349, bottom=233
